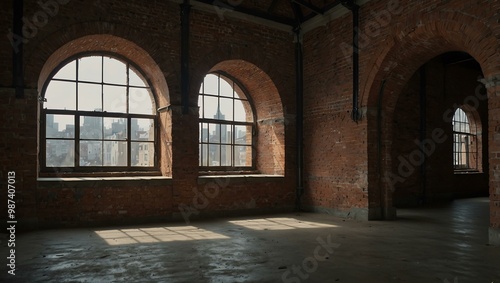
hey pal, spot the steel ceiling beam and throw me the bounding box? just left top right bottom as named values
left=194, top=0, right=296, bottom=26
left=291, top=0, right=323, bottom=15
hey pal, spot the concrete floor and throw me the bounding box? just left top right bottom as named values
left=1, top=197, right=499, bottom=283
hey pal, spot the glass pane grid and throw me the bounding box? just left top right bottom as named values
left=198, top=73, right=254, bottom=168
left=42, top=55, right=157, bottom=171
left=452, top=108, right=477, bottom=171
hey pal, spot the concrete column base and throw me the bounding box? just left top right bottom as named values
left=489, top=227, right=500, bottom=246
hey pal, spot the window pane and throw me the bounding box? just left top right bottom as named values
left=220, top=145, right=231, bottom=166
left=220, top=98, right=234, bottom=121
left=78, top=83, right=102, bottom=111
left=46, top=140, right=74, bottom=167
left=234, top=146, right=251, bottom=167
left=233, top=83, right=246, bottom=100
left=80, top=116, right=103, bottom=139
left=220, top=124, right=231, bottom=144
left=44, top=81, right=76, bottom=110
left=103, top=57, right=127, bottom=85
left=103, top=141, right=127, bottom=166
left=200, top=123, right=209, bottom=143
left=200, top=143, right=209, bottom=166
left=219, top=78, right=233, bottom=98
left=78, top=56, right=102, bottom=83
left=209, top=144, right=221, bottom=166
left=208, top=123, right=220, bottom=143
left=203, top=74, right=219, bottom=95
left=80, top=141, right=102, bottom=166
left=235, top=125, right=251, bottom=145
left=53, top=60, right=76, bottom=80
left=103, top=85, right=127, bottom=113
left=130, top=88, right=154, bottom=114
left=234, top=100, right=252, bottom=122
left=104, top=118, right=127, bottom=140
left=203, top=95, right=218, bottom=119
left=131, top=142, right=154, bottom=166
left=129, top=67, right=147, bottom=87
left=198, top=96, right=204, bottom=118
left=46, top=114, right=75, bottom=138
left=131, top=118, right=154, bottom=141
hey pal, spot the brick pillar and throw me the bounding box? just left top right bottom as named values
left=481, top=76, right=500, bottom=245
left=0, top=88, right=39, bottom=229
left=170, top=105, right=199, bottom=220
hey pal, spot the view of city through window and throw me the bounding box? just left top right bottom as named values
left=199, top=73, right=254, bottom=168
left=42, top=55, right=156, bottom=169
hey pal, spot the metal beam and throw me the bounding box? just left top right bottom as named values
left=195, top=0, right=296, bottom=26
left=291, top=0, right=323, bottom=15
left=419, top=65, right=427, bottom=204
left=180, top=0, right=191, bottom=114
left=341, top=0, right=360, bottom=122
left=13, top=0, right=24, bottom=98
left=267, top=0, right=279, bottom=14
left=294, top=27, right=304, bottom=211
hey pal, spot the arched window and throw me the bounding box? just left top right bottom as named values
left=452, top=108, right=478, bottom=171
left=41, top=54, right=157, bottom=172
left=198, top=73, right=255, bottom=169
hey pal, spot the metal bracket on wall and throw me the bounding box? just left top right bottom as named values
left=13, top=0, right=24, bottom=99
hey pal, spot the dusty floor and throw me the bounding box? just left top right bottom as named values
left=1, top=197, right=499, bottom=283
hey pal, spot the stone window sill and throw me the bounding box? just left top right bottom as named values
left=37, top=176, right=172, bottom=188
left=198, top=174, right=284, bottom=184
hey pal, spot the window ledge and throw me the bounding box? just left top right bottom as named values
left=38, top=176, right=172, bottom=188
left=454, top=170, right=483, bottom=175
left=198, top=174, right=284, bottom=184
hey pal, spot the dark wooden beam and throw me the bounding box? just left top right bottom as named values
left=180, top=0, right=191, bottom=114
left=195, top=0, right=296, bottom=26
left=13, top=0, right=24, bottom=98
left=291, top=0, right=323, bottom=15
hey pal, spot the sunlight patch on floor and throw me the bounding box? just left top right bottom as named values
left=228, top=217, right=337, bottom=230
left=95, top=226, right=229, bottom=246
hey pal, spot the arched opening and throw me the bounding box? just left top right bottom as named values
left=391, top=52, right=488, bottom=207
left=37, top=35, right=171, bottom=177
left=198, top=60, right=285, bottom=175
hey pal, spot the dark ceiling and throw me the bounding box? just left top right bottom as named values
left=194, top=0, right=344, bottom=26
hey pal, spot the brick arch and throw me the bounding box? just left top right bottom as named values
left=190, top=45, right=291, bottom=117
left=36, top=33, right=172, bottom=176
left=26, top=20, right=175, bottom=105
left=362, top=10, right=498, bottom=110
left=362, top=10, right=500, bottom=219
left=37, top=34, right=169, bottom=106
left=194, top=58, right=286, bottom=175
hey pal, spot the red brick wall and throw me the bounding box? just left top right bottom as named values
left=0, top=0, right=295, bottom=228
left=391, top=56, right=488, bottom=206
left=303, top=0, right=500, bottom=226
left=2, top=0, right=500, bottom=239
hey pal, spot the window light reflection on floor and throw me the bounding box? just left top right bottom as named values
left=95, top=226, right=229, bottom=246
left=228, top=217, right=337, bottom=230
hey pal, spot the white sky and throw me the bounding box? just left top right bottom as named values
left=45, top=58, right=251, bottom=132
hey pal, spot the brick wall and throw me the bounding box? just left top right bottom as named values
left=303, top=0, right=500, bottom=230
left=391, top=55, right=488, bottom=206
left=0, top=0, right=295, bottom=229
left=1, top=0, right=500, bottom=243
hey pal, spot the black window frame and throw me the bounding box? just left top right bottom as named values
left=39, top=52, right=159, bottom=174
left=452, top=107, right=478, bottom=171
left=198, top=72, right=257, bottom=171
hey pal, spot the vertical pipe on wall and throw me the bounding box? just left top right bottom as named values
left=180, top=0, right=191, bottom=114
left=12, top=0, right=24, bottom=98
left=377, top=79, right=387, bottom=218
left=295, top=27, right=304, bottom=211
left=341, top=0, right=360, bottom=122
left=352, top=3, right=359, bottom=122
left=419, top=65, right=427, bottom=204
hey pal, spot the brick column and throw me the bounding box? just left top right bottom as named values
left=481, top=76, right=500, bottom=245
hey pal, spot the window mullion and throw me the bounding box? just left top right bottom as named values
left=75, top=115, right=80, bottom=168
